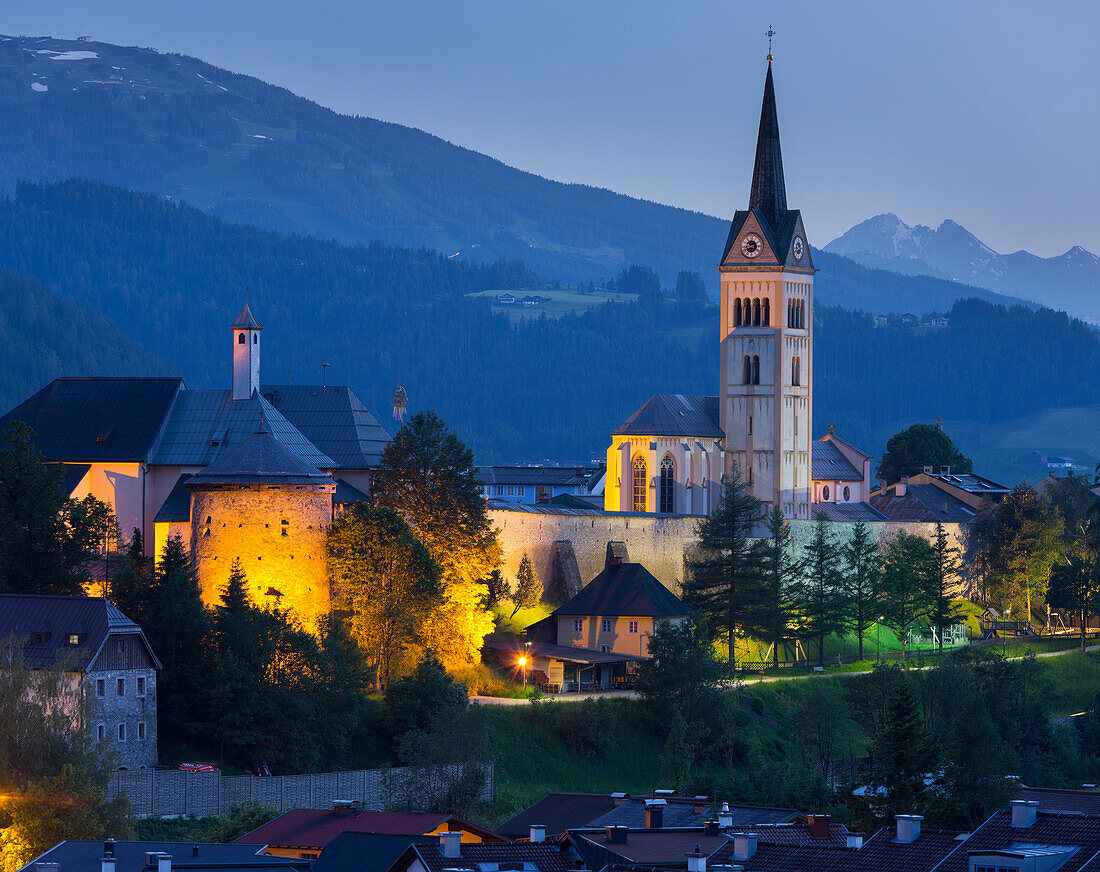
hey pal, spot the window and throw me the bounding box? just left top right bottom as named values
left=792, top=355, right=801, bottom=386
left=632, top=455, right=647, bottom=512
left=252, top=334, right=258, bottom=344
left=118, top=723, right=126, bottom=742
left=97, top=724, right=105, bottom=741
left=137, top=676, right=146, bottom=697
left=573, top=618, right=584, bottom=633
left=747, top=415, right=753, bottom=436
left=843, top=486, right=851, bottom=502
left=733, top=297, right=742, bottom=327
left=117, top=639, right=126, bottom=654
left=67, top=633, right=80, bottom=646
left=747, top=465, right=753, bottom=484
left=601, top=619, right=612, bottom=633
left=822, top=485, right=830, bottom=501
left=742, top=355, right=751, bottom=384
left=117, top=678, right=125, bottom=696
left=238, top=332, right=245, bottom=344
left=753, top=298, right=761, bottom=325
left=600, top=645, right=611, bottom=653
left=762, top=298, right=770, bottom=326
left=495, top=485, right=505, bottom=496
left=628, top=620, right=639, bottom=634
left=138, top=722, right=146, bottom=741
left=659, top=455, right=675, bottom=513
left=96, top=678, right=105, bottom=698
left=751, top=355, right=760, bottom=385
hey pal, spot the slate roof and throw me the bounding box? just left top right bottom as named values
left=398, top=840, right=573, bottom=872
left=477, top=466, right=591, bottom=487
left=552, top=562, right=689, bottom=618
left=495, top=794, right=619, bottom=838
left=811, top=441, right=863, bottom=482
left=261, top=385, right=390, bottom=469
left=19, top=841, right=306, bottom=872
left=236, top=809, right=499, bottom=850
left=56, top=463, right=92, bottom=496
left=1019, top=786, right=1100, bottom=815
left=708, top=823, right=850, bottom=851
left=748, top=61, right=787, bottom=232
left=813, top=502, right=888, bottom=522
left=154, top=473, right=192, bottom=523
left=314, top=833, right=435, bottom=872
left=151, top=391, right=334, bottom=470
left=870, top=484, right=977, bottom=523
left=0, top=378, right=183, bottom=463
left=187, top=421, right=332, bottom=486
left=613, top=394, right=722, bottom=438
left=486, top=500, right=626, bottom=517
left=0, top=594, right=160, bottom=672
left=334, top=477, right=370, bottom=505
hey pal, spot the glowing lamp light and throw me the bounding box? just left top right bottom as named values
left=517, top=656, right=527, bottom=667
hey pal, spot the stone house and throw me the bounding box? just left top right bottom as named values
left=0, top=594, right=161, bottom=770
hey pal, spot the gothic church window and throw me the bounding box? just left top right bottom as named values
left=659, top=455, right=675, bottom=513
left=632, top=454, right=648, bottom=512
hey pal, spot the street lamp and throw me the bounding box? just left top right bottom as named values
left=518, top=655, right=527, bottom=690
left=877, top=616, right=883, bottom=661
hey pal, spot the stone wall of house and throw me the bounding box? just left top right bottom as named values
left=189, top=485, right=332, bottom=630
left=108, top=763, right=494, bottom=817
left=489, top=507, right=969, bottom=599
left=88, top=668, right=158, bottom=770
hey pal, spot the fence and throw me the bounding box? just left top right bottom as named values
left=109, top=763, right=494, bottom=818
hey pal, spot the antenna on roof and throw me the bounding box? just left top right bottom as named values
left=321, top=362, right=330, bottom=387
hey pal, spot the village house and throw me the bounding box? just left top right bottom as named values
left=0, top=594, right=161, bottom=770
left=477, top=465, right=598, bottom=505
left=17, top=839, right=308, bottom=872
left=384, top=831, right=572, bottom=872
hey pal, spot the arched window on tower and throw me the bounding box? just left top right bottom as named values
left=659, top=455, right=675, bottom=513
left=734, top=297, right=742, bottom=327
left=800, top=301, right=806, bottom=328
left=632, top=455, right=648, bottom=512
left=763, top=298, right=770, bottom=326
left=743, top=355, right=751, bottom=385
left=253, top=334, right=258, bottom=344
left=753, top=298, right=761, bottom=326
left=238, top=333, right=246, bottom=344
left=751, top=355, right=760, bottom=385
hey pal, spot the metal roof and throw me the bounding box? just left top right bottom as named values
left=187, top=421, right=332, bottom=486
left=153, top=474, right=192, bottom=523
left=813, top=502, right=889, bottom=522
left=19, top=841, right=307, bottom=872
left=477, top=466, right=590, bottom=487
left=613, top=393, right=722, bottom=438
left=231, top=303, right=264, bottom=330
left=261, top=385, right=389, bottom=469
left=811, top=440, right=863, bottom=482
left=334, top=477, right=370, bottom=504
left=0, top=378, right=183, bottom=463
left=924, top=472, right=1011, bottom=495
left=552, top=562, right=689, bottom=618
left=150, top=391, right=334, bottom=469
left=55, top=463, right=92, bottom=496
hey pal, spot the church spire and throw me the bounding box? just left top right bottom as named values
left=748, top=60, right=787, bottom=232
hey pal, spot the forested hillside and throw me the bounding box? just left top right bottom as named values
left=0, top=269, right=172, bottom=411
left=0, top=180, right=1094, bottom=462
left=0, top=35, right=1025, bottom=315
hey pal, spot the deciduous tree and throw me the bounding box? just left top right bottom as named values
left=875, top=423, right=972, bottom=485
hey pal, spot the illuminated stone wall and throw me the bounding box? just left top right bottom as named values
left=189, top=484, right=333, bottom=630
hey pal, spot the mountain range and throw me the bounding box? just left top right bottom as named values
left=825, top=213, right=1100, bottom=321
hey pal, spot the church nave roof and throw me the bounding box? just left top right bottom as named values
left=612, top=393, right=722, bottom=438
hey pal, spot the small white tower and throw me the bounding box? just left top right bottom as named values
left=231, top=303, right=263, bottom=400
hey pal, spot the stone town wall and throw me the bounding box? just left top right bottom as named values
left=489, top=507, right=969, bottom=598
left=108, top=764, right=494, bottom=817
left=190, top=486, right=332, bottom=630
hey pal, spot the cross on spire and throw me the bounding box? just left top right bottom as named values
left=766, top=26, right=776, bottom=63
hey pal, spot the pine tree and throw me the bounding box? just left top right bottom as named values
left=683, top=468, right=764, bottom=669
left=510, top=553, right=540, bottom=617
left=875, top=682, right=932, bottom=816
left=797, top=512, right=844, bottom=666
left=880, top=532, right=936, bottom=657
left=929, top=523, right=963, bottom=652
left=749, top=506, right=798, bottom=666
left=841, top=522, right=882, bottom=661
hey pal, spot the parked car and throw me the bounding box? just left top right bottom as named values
left=178, top=762, right=218, bottom=773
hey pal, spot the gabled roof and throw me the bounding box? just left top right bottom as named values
left=1019, top=786, right=1100, bottom=816
left=314, top=833, right=436, bottom=872
left=870, top=484, right=977, bottom=523
left=811, top=441, right=863, bottom=482
left=261, top=385, right=390, bottom=469
left=235, top=809, right=499, bottom=850
left=477, top=466, right=591, bottom=487
left=552, top=562, right=689, bottom=618
left=187, top=420, right=332, bottom=487
left=151, top=390, right=334, bottom=469
left=613, top=394, right=722, bottom=439
left=934, top=809, right=1100, bottom=872
left=590, top=802, right=798, bottom=831
left=19, top=840, right=306, bottom=872
left=571, top=829, right=732, bottom=866
left=0, top=594, right=160, bottom=672
left=55, top=463, right=92, bottom=496
left=922, top=471, right=1011, bottom=497
left=0, top=378, right=183, bottom=463
left=495, top=794, right=618, bottom=839
left=396, top=840, right=572, bottom=872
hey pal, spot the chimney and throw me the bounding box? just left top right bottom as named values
left=731, top=834, right=758, bottom=861
left=157, top=856, right=173, bottom=872
left=104, top=839, right=116, bottom=858
left=693, top=795, right=709, bottom=814
left=645, top=799, right=666, bottom=829
left=333, top=798, right=354, bottom=815
left=191, top=845, right=199, bottom=858
left=653, top=789, right=675, bottom=798
left=845, top=833, right=864, bottom=850
left=145, top=852, right=160, bottom=868
left=940, top=466, right=951, bottom=476
left=703, top=820, right=719, bottom=836
left=717, top=802, right=734, bottom=828
left=102, top=857, right=117, bottom=872
left=604, top=826, right=629, bottom=844
left=807, top=814, right=830, bottom=839
left=685, top=845, right=706, bottom=872
left=530, top=825, right=546, bottom=843
left=922, top=466, right=933, bottom=475
left=896, top=476, right=908, bottom=497
left=440, top=832, right=462, bottom=858
left=611, top=792, right=628, bottom=806
left=1010, top=800, right=1039, bottom=828
left=895, top=815, right=922, bottom=843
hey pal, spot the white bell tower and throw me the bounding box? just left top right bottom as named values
left=231, top=303, right=263, bottom=400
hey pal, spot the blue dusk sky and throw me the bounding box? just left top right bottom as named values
left=6, top=0, right=1098, bottom=256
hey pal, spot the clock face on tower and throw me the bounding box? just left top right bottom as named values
left=741, top=234, right=763, bottom=258
left=793, top=236, right=805, bottom=261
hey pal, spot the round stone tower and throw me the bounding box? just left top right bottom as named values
left=187, top=417, right=336, bottom=630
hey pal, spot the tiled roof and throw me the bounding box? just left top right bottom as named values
left=833, top=826, right=966, bottom=872
left=552, top=563, right=689, bottom=618
left=934, top=810, right=1100, bottom=872
left=0, top=378, right=183, bottom=463
left=235, top=809, right=495, bottom=850
left=870, top=484, right=977, bottom=523
left=260, top=385, right=389, bottom=469
left=570, top=829, right=731, bottom=866
left=1019, top=786, right=1100, bottom=815
left=187, top=421, right=332, bottom=486
left=811, top=441, right=863, bottom=482
left=404, top=840, right=573, bottom=872
left=19, top=840, right=306, bottom=872
left=154, top=474, right=192, bottom=523
left=813, top=502, right=888, bottom=522
left=477, top=467, right=591, bottom=487
left=613, top=394, right=722, bottom=438
left=495, top=794, right=618, bottom=839
left=0, top=594, right=159, bottom=672
left=314, top=833, right=435, bottom=872
left=150, top=391, right=334, bottom=470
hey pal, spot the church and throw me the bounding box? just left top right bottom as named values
left=603, top=56, right=877, bottom=522
left=0, top=305, right=391, bottom=627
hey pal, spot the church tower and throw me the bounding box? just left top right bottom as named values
left=231, top=302, right=263, bottom=401
left=718, top=57, right=815, bottom=519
